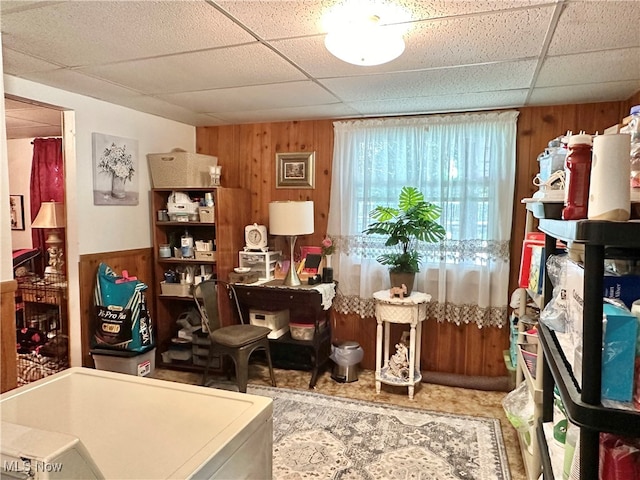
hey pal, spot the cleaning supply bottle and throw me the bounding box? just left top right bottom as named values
left=563, top=133, right=592, bottom=220
left=181, top=229, right=194, bottom=258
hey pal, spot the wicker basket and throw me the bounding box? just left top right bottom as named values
left=147, top=149, right=217, bottom=188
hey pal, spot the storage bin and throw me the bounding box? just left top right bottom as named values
left=147, top=149, right=218, bottom=188
left=91, top=347, right=155, bottom=377
left=160, top=281, right=191, bottom=297
left=198, top=207, right=215, bottom=223
left=290, top=320, right=326, bottom=341
left=195, top=251, right=216, bottom=261
left=250, top=309, right=289, bottom=339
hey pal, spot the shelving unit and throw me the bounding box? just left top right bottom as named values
left=151, top=187, right=250, bottom=371
left=537, top=218, right=640, bottom=479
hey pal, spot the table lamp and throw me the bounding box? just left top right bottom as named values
left=269, top=201, right=314, bottom=286
left=31, top=201, right=66, bottom=274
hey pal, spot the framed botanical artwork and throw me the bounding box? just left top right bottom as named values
left=92, top=132, right=139, bottom=206
left=10, top=195, right=25, bottom=230
left=276, top=152, right=315, bottom=189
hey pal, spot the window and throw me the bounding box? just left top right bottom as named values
left=328, top=111, right=518, bottom=327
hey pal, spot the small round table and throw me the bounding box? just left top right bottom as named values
left=373, top=290, right=430, bottom=400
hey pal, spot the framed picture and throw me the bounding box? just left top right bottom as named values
left=10, top=195, right=25, bottom=230
left=276, top=152, right=315, bottom=189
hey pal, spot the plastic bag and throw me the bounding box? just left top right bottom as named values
left=502, top=381, right=534, bottom=435
left=540, top=254, right=568, bottom=333
left=599, top=433, right=640, bottom=480
left=330, top=343, right=364, bottom=366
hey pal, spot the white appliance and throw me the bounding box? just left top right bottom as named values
left=0, top=368, right=273, bottom=479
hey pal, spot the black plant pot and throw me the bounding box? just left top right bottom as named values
left=389, top=272, right=416, bottom=296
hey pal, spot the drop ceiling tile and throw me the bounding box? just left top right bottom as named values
left=347, top=89, right=529, bottom=116
left=105, top=95, right=223, bottom=126
left=399, top=0, right=551, bottom=20
left=77, top=43, right=307, bottom=94
left=215, top=103, right=361, bottom=124
left=537, top=48, right=640, bottom=88
left=529, top=81, right=640, bottom=107
left=1, top=1, right=254, bottom=66
left=548, top=1, right=640, bottom=56
left=215, top=0, right=334, bottom=38
left=215, top=0, right=551, bottom=39
left=2, top=48, right=64, bottom=75
left=320, top=60, right=537, bottom=102
left=19, top=68, right=146, bottom=100
left=401, top=7, right=552, bottom=68
left=159, top=81, right=340, bottom=112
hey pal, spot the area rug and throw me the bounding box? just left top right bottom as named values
left=247, top=385, right=511, bottom=480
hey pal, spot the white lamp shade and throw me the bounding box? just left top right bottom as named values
left=32, top=202, right=66, bottom=229
left=269, top=201, right=314, bottom=236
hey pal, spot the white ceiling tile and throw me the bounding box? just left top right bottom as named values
left=77, top=43, right=307, bottom=94
left=548, top=1, right=640, bottom=56
left=2, top=48, right=63, bottom=75
left=529, top=81, right=640, bottom=107
left=401, top=7, right=553, bottom=68
left=537, top=48, right=640, bottom=87
left=21, top=68, right=147, bottom=100
left=158, top=81, right=340, bottom=112
left=1, top=1, right=255, bottom=66
left=348, top=90, right=529, bottom=116
left=320, top=60, right=537, bottom=102
left=105, top=95, right=224, bottom=126
left=215, top=103, right=361, bottom=124
left=215, top=0, right=335, bottom=38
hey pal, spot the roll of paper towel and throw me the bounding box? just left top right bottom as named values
left=588, top=134, right=631, bottom=221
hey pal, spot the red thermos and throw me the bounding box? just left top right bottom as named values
left=562, top=133, right=593, bottom=220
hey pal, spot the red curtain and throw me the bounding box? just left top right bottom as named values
left=30, top=138, right=64, bottom=250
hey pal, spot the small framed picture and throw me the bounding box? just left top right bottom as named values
left=276, top=152, right=315, bottom=189
left=10, top=195, right=25, bottom=230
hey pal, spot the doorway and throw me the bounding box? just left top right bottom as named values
left=5, top=95, right=71, bottom=385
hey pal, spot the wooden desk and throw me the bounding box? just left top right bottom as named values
left=231, top=281, right=336, bottom=388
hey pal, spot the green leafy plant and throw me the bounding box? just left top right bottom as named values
left=363, top=186, right=446, bottom=273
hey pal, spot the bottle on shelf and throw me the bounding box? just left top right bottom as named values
left=181, top=229, right=194, bottom=258
left=562, top=132, right=593, bottom=220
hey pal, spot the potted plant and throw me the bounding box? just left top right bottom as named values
left=363, top=186, right=446, bottom=294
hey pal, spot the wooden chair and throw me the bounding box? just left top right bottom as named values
left=193, top=279, right=276, bottom=392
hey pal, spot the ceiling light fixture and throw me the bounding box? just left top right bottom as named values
left=323, top=1, right=411, bottom=67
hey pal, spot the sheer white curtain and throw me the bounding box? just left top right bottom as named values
left=327, top=111, right=518, bottom=327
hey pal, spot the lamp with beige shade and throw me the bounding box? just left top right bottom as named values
left=31, top=201, right=66, bottom=275
left=269, top=201, right=314, bottom=287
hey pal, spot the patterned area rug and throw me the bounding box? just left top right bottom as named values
left=247, top=385, right=511, bottom=480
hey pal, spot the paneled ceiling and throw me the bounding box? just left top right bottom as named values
left=2, top=0, right=639, bottom=137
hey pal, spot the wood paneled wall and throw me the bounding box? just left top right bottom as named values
left=196, top=97, right=638, bottom=377
left=1, top=280, right=18, bottom=392
left=78, top=248, right=154, bottom=367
